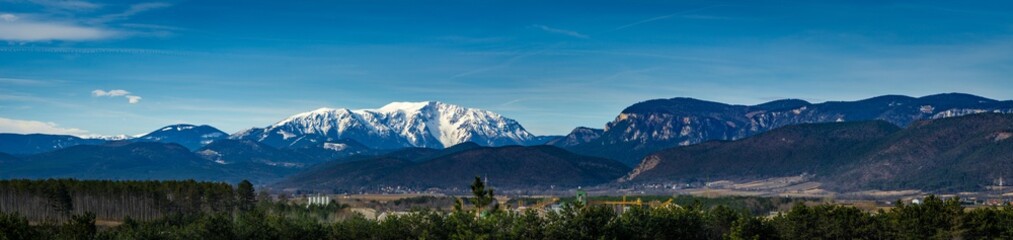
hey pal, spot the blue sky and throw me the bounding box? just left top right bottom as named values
left=1, top=0, right=1012, bottom=136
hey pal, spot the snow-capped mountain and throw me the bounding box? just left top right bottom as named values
left=135, top=124, right=228, bottom=150
left=233, top=101, right=540, bottom=149
left=82, top=134, right=134, bottom=141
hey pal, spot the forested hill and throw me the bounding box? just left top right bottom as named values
left=277, top=144, right=630, bottom=191
left=623, top=113, right=1013, bottom=192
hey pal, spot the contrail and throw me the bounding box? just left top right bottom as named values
left=610, top=5, right=729, bottom=32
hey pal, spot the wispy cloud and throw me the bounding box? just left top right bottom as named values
left=92, top=89, right=141, bottom=104
left=0, top=2, right=171, bottom=42
left=0, top=14, right=115, bottom=41
left=531, top=24, right=589, bottom=39
left=449, top=48, right=552, bottom=79
left=0, top=77, right=55, bottom=86
left=92, top=89, right=130, bottom=97
left=89, top=2, right=170, bottom=24
left=0, top=46, right=191, bottom=55
left=611, top=5, right=727, bottom=31
left=0, top=117, right=90, bottom=136
left=26, top=0, right=101, bottom=11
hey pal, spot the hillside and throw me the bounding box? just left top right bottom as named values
left=277, top=145, right=630, bottom=192
left=0, top=142, right=302, bottom=184
left=196, top=139, right=314, bottom=167
left=622, top=113, right=1013, bottom=192
left=0, top=152, right=16, bottom=164
left=0, top=142, right=228, bottom=181
left=0, top=133, right=106, bottom=155
left=831, top=113, right=1013, bottom=192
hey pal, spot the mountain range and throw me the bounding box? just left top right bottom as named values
left=556, top=93, right=1013, bottom=166
left=1, top=94, right=1012, bottom=193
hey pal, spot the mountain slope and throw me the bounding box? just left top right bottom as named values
left=621, top=121, right=900, bottom=182
left=196, top=139, right=312, bottom=167
left=0, top=141, right=320, bottom=183
left=135, top=124, right=228, bottom=150
left=622, top=113, right=1013, bottom=192
left=277, top=145, right=630, bottom=191
left=0, top=134, right=106, bottom=155
left=234, top=101, right=541, bottom=149
left=390, top=146, right=631, bottom=188
left=0, top=152, right=16, bottom=164
left=564, top=93, right=1013, bottom=166
left=0, top=142, right=228, bottom=181
left=547, top=127, right=603, bottom=147
left=831, top=113, right=1013, bottom=192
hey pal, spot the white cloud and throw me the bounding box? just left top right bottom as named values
left=0, top=2, right=171, bottom=42
left=92, top=89, right=141, bottom=104
left=126, top=95, right=141, bottom=104
left=91, top=89, right=130, bottom=97
left=0, top=117, right=89, bottom=136
left=532, top=24, right=589, bottom=39
left=1, top=14, right=18, bottom=22
left=0, top=15, right=116, bottom=41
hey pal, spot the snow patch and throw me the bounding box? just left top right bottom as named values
left=791, top=106, right=807, bottom=115
left=277, top=130, right=296, bottom=139
left=323, top=143, right=348, bottom=151
left=995, top=132, right=1012, bottom=142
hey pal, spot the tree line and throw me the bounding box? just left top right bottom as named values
left=4, top=178, right=1013, bottom=239
left=0, top=179, right=255, bottom=222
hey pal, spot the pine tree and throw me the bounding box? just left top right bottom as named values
left=47, top=182, right=74, bottom=218
left=469, top=177, right=494, bottom=217
left=237, top=180, right=256, bottom=212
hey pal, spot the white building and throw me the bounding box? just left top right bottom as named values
left=306, top=194, right=330, bottom=207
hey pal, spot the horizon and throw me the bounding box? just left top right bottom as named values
left=3, top=1, right=1013, bottom=136
left=1, top=92, right=1007, bottom=138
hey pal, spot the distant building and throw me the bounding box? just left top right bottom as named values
left=306, top=194, right=330, bottom=207
left=911, top=198, right=922, bottom=205
left=576, top=187, right=588, bottom=206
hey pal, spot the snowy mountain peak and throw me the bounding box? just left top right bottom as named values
left=137, top=124, right=228, bottom=150
left=377, top=101, right=441, bottom=113
left=237, top=101, right=540, bottom=149
left=159, top=124, right=201, bottom=132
